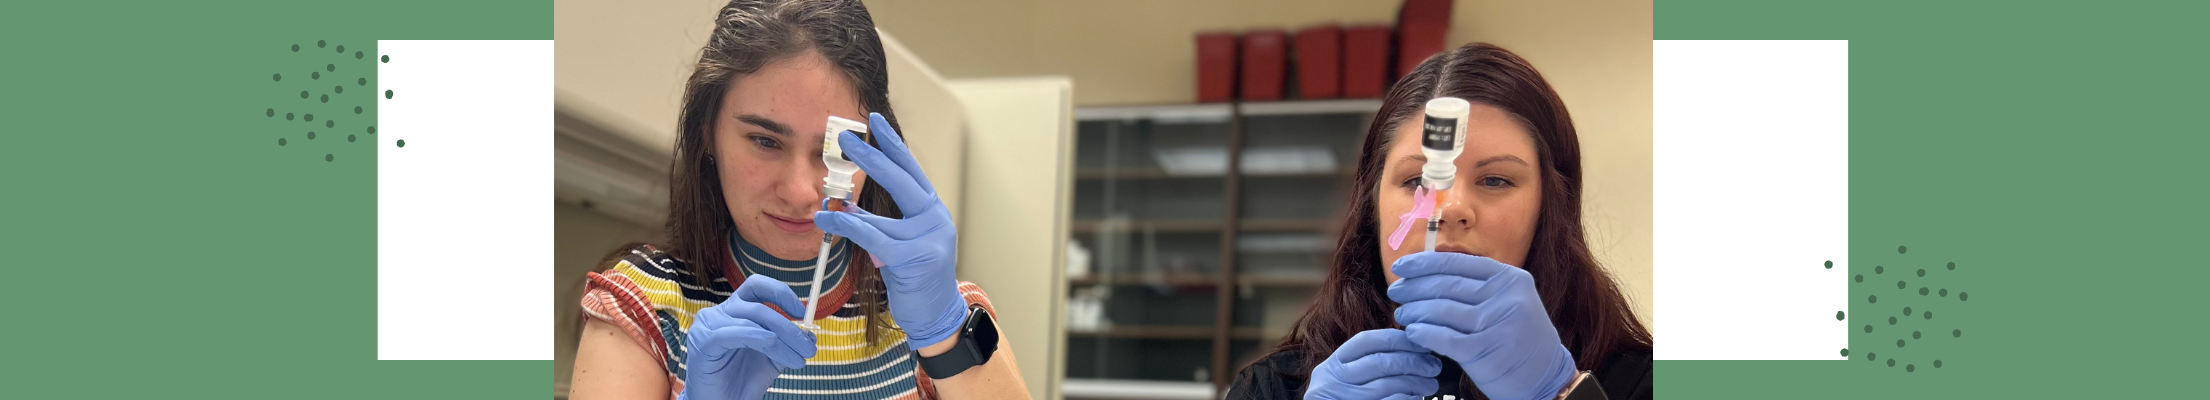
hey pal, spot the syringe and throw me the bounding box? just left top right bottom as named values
left=801, top=116, right=868, bottom=331
left=1419, top=98, right=1469, bottom=252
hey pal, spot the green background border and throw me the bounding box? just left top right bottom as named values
left=1657, top=0, right=2210, bottom=398
left=0, top=1, right=547, bottom=398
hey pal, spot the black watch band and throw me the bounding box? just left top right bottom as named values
left=917, top=305, right=997, bottom=380
left=1562, top=371, right=1608, bottom=400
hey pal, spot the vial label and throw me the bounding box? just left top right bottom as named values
left=1422, top=115, right=1458, bottom=151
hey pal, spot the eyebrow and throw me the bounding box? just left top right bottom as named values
left=735, top=114, right=791, bottom=136
left=1392, top=154, right=1531, bottom=168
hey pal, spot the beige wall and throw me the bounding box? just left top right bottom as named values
left=866, top=0, right=1657, bottom=332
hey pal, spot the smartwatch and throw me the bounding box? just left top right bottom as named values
left=917, top=305, right=997, bottom=379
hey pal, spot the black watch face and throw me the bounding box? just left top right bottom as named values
left=968, top=307, right=998, bottom=358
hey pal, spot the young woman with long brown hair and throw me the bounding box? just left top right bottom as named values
left=567, top=1, right=1030, bottom=399
left=1226, top=43, right=1653, bottom=400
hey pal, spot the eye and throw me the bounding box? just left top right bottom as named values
left=748, top=134, right=783, bottom=150
left=1479, top=176, right=1515, bottom=188
left=1399, top=176, right=1421, bottom=189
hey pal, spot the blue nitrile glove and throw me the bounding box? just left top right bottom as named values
left=813, top=112, right=968, bottom=348
left=678, top=275, right=818, bottom=400
left=1304, top=329, right=1444, bottom=400
left=1386, top=252, right=1577, bottom=400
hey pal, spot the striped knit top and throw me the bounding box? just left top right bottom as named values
left=580, top=234, right=993, bottom=400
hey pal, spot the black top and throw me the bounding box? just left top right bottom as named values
left=1226, top=345, right=1652, bottom=400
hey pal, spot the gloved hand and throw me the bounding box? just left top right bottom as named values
left=1304, top=329, right=1443, bottom=400
left=813, top=112, right=968, bottom=348
left=678, top=275, right=818, bottom=400
left=1386, top=252, right=1577, bottom=400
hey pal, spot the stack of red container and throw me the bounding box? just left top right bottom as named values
left=1192, top=0, right=1453, bottom=102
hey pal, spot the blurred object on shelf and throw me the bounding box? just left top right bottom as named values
left=1067, top=238, right=1093, bottom=281
left=1342, top=25, right=1392, bottom=98
left=1239, top=31, right=1287, bottom=101
left=1195, top=32, right=1240, bottom=103
left=1394, top=0, right=1453, bottom=79
left=1294, top=25, right=1342, bottom=99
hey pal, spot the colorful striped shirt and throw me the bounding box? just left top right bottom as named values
left=580, top=240, right=994, bottom=400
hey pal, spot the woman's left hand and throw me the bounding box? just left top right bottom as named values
left=1386, top=252, right=1577, bottom=400
left=814, top=112, right=968, bottom=349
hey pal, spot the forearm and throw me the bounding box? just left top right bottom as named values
left=915, top=318, right=1031, bottom=400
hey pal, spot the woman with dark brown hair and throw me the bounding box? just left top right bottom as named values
left=567, top=1, right=1030, bottom=399
left=1226, top=43, right=1653, bottom=400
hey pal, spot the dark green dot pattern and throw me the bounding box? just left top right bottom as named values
left=1898, top=245, right=1908, bottom=254
left=1825, top=260, right=1833, bottom=269
left=1887, top=359, right=1895, bottom=367
left=1888, top=316, right=1897, bottom=325
left=1868, top=352, right=1877, bottom=361
left=1953, top=329, right=1962, bottom=338
left=1923, top=311, right=1932, bottom=320
left=1913, top=331, right=1921, bottom=339
left=334, top=85, right=343, bottom=94
left=1864, top=324, right=1873, bottom=333
left=1897, top=280, right=1906, bottom=289
left=1940, top=288, right=1948, bottom=297
left=1840, top=348, right=1849, bottom=357
left=1853, top=244, right=1974, bottom=373
left=1903, top=306, right=1912, bottom=316
left=1854, top=274, right=1864, bottom=282
left=1875, top=266, right=1884, bottom=274
left=1919, top=287, right=1930, bottom=295
left=1917, top=269, right=1926, bottom=277
left=1907, top=364, right=1916, bottom=372
left=1868, top=295, right=1878, bottom=303
left=1836, top=311, right=1846, bottom=320
left=269, top=40, right=375, bottom=164
left=397, top=139, right=407, bottom=148
left=1960, top=292, right=1969, bottom=301
left=1934, top=360, right=1943, bottom=368
left=1947, top=262, right=1956, bottom=270
left=382, top=55, right=390, bottom=63
left=385, top=89, right=394, bottom=99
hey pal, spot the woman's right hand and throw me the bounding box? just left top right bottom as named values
left=677, top=275, right=818, bottom=400
left=1304, top=329, right=1443, bottom=400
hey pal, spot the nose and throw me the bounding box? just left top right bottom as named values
left=778, top=157, right=826, bottom=207
left=1436, top=185, right=1476, bottom=228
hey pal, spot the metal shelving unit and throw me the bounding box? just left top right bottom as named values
left=1063, top=99, right=1380, bottom=399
